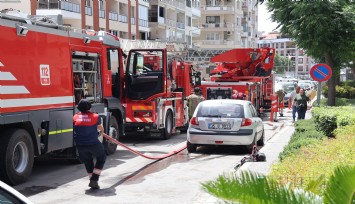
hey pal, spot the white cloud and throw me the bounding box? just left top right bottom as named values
left=258, top=3, right=279, bottom=34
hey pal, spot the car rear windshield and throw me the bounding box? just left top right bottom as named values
left=196, top=103, right=245, bottom=118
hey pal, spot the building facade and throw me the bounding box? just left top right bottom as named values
left=258, top=32, right=315, bottom=78
left=187, top=0, right=259, bottom=78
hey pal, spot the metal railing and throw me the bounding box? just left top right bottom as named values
left=109, top=12, right=118, bottom=21
left=60, top=1, right=80, bottom=13
left=166, top=19, right=176, bottom=27
left=176, top=22, right=185, bottom=29
left=119, top=15, right=128, bottom=23
left=131, top=17, right=135, bottom=25
left=139, top=19, right=148, bottom=27
left=99, top=9, right=105, bottom=19
left=85, top=6, right=92, bottom=16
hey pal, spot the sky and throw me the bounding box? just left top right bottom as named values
left=258, top=3, right=279, bottom=34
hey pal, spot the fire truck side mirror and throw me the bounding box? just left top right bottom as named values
left=16, top=24, right=28, bottom=36
left=195, top=76, right=201, bottom=86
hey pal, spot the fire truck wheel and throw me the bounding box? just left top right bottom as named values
left=257, top=130, right=265, bottom=146
left=162, top=110, right=173, bottom=140
left=0, top=128, right=34, bottom=185
left=187, top=141, right=197, bottom=153
left=104, top=116, right=119, bottom=155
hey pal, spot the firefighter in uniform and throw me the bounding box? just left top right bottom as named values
left=73, top=99, right=106, bottom=189
left=187, top=87, right=205, bottom=120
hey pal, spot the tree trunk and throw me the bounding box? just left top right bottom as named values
left=352, top=59, right=355, bottom=81
left=325, top=52, right=336, bottom=106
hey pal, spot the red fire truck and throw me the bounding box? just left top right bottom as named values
left=0, top=12, right=125, bottom=185
left=123, top=49, right=200, bottom=139
left=199, top=48, right=275, bottom=114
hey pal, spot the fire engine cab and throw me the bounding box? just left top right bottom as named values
left=123, top=49, right=200, bottom=139
left=0, top=11, right=125, bottom=185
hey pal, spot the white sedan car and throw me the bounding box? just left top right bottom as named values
left=187, top=99, right=265, bottom=153
left=0, top=180, right=33, bottom=204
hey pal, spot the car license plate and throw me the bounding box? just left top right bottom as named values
left=208, top=123, right=231, bottom=130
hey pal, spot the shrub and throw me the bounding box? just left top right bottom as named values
left=312, top=98, right=355, bottom=107
left=322, top=84, right=355, bottom=99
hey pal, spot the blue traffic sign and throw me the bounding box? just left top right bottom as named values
left=310, top=63, right=332, bottom=82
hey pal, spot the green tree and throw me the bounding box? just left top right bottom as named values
left=273, top=54, right=290, bottom=74
left=202, top=166, right=355, bottom=204
left=263, top=0, right=355, bottom=106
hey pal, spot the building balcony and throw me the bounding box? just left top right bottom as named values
left=119, top=15, right=128, bottom=23
left=109, top=12, right=118, bottom=21
left=176, top=22, right=185, bottom=29
left=166, top=18, right=176, bottom=27
left=201, top=6, right=234, bottom=14
left=241, top=32, right=248, bottom=37
left=36, top=1, right=81, bottom=20
left=139, top=19, right=149, bottom=27
left=130, top=17, right=135, bottom=25
left=202, top=23, right=234, bottom=31
left=99, top=10, right=105, bottom=19
left=194, top=40, right=235, bottom=49
left=158, top=16, right=165, bottom=24
left=85, top=6, right=92, bottom=16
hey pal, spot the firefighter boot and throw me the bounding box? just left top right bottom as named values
left=89, top=174, right=100, bottom=189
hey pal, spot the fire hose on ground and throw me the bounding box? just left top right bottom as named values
left=102, top=133, right=187, bottom=160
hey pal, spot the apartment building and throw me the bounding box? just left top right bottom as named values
left=147, top=0, right=200, bottom=43
left=187, top=0, right=259, bottom=78
left=258, top=32, right=315, bottom=77
left=1, top=0, right=151, bottom=40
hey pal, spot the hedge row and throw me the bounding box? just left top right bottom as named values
left=322, top=85, right=355, bottom=99
left=312, top=106, right=355, bottom=137
left=279, top=118, right=326, bottom=161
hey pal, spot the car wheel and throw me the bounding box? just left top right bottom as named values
left=162, top=110, right=173, bottom=140
left=257, top=130, right=265, bottom=146
left=0, top=129, right=34, bottom=185
left=187, top=141, right=197, bottom=153
left=104, top=116, right=119, bottom=155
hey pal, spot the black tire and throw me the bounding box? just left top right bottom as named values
left=257, top=130, right=265, bottom=146
left=162, top=111, right=173, bottom=140
left=187, top=141, right=197, bottom=153
left=104, top=116, right=119, bottom=155
left=0, top=129, right=34, bottom=185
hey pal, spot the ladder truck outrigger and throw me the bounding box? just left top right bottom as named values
left=123, top=48, right=200, bottom=139
left=0, top=11, right=126, bottom=185
left=199, top=48, right=276, bottom=115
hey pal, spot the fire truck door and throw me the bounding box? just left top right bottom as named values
left=72, top=53, right=103, bottom=104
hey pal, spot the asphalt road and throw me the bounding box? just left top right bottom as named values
left=13, top=109, right=307, bottom=204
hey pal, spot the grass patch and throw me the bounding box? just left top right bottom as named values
left=271, top=125, right=355, bottom=194
left=279, top=118, right=326, bottom=161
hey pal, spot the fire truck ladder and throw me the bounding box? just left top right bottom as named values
left=120, top=39, right=188, bottom=54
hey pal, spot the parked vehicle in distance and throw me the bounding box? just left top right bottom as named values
left=186, top=99, right=264, bottom=153
left=279, top=76, right=298, bottom=83
left=0, top=180, right=33, bottom=204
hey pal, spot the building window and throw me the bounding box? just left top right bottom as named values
left=186, top=16, right=191, bottom=26
left=206, top=16, right=220, bottom=24
left=85, top=0, right=90, bottom=7
left=298, top=58, right=303, bottom=64
left=206, top=33, right=220, bottom=40
left=110, top=30, right=118, bottom=37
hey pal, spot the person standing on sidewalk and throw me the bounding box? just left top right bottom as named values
left=289, top=86, right=300, bottom=122
left=187, top=87, right=205, bottom=120
left=73, top=99, right=106, bottom=189
left=294, top=88, right=310, bottom=120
